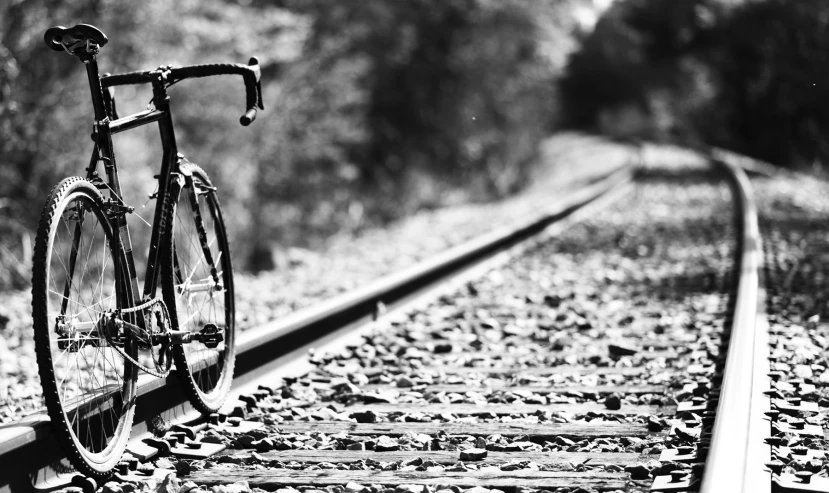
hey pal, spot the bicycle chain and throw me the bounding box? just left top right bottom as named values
left=121, top=296, right=160, bottom=313
left=108, top=297, right=173, bottom=378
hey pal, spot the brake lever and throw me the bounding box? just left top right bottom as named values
left=247, top=57, right=264, bottom=110
left=256, top=78, right=264, bottom=110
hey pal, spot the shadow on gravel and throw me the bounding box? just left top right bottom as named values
left=761, top=212, right=829, bottom=319
left=528, top=180, right=738, bottom=300
left=761, top=215, right=828, bottom=232
left=634, top=166, right=727, bottom=185
left=551, top=213, right=732, bottom=260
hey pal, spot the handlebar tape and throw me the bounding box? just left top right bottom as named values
left=100, top=59, right=263, bottom=126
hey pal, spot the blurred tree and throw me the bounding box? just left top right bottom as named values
left=0, top=0, right=307, bottom=284
left=705, top=0, right=829, bottom=167
left=561, top=0, right=829, bottom=170
left=1, top=0, right=581, bottom=281
left=1, top=0, right=100, bottom=288
left=558, top=0, right=722, bottom=138
left=247, top=0, right=576, bottom=271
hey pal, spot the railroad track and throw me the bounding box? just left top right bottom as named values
left=0, top=162, right=631, bottom=491
left=0, top=150, right=790, bottom=493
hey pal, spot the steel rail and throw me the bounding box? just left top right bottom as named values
left=0, top=164, right=635, bottom=491
left=699, top=157, right=770, bottom=493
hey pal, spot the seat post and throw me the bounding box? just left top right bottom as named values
left=83, top=57, right=108, bottom=122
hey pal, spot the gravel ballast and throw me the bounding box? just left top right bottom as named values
left=0, top=134, right=633, bottom=424
left=753, top=172, right=829, bottom=484
left=98, top=159, right=742, bottom=493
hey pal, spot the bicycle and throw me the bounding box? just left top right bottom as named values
left=33, top=23, right=263, bottom=477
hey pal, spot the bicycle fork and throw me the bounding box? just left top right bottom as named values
left=167, top=168, right=226, bottom=349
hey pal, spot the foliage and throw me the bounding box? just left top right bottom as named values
left=249, top=0, right=577, bottom=269
left=560, top=0, right=829, bottom=170
left=0, top=0, right=579, bottom=284
left=558, top=0, right=722, bottom=138
left=704, top=0, right=829, bottom=166
left=0, top=0, right=309, bottom=286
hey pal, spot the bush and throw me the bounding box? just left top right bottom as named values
left=704, top=0, right=829, bottom=167
left=560, top=0, right=829, bottom=170
left=248, top=0, right=575, bottom=269
left=559, top=0, right=721, bottom=137
left=1, top=0, right=576, bottom=282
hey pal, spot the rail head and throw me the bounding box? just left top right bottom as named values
left=699, top=157, right=769, bottom=493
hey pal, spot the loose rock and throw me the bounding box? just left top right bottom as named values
left=604, top=393, right=623, bottom=410
left=459, top=448, right=488, bottom=461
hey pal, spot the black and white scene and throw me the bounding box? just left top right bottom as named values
left=0, top=1, right=828, bottom=492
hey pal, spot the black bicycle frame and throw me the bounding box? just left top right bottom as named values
left=81, top=57, right=179, bottom=312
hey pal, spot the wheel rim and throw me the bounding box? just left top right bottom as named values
left=172, top=177, right=234, bottom=408
left=43, top=191, right=135, bottom=469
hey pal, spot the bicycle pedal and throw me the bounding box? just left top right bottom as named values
left=197, top=323, right=223, bottom=349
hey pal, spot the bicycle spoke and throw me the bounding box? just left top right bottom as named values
left=178, top=236, right=216, bottom=288
left=53, top=231, right=72, bottom=298
left=75, top=221, right=100, bottom=329
left=179, top=293, right=213, bottom=328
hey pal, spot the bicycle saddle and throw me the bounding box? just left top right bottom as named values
left=44, top=24, right=108, bottom=52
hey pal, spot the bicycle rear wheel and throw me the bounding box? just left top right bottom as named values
left=32, top=177, right=137, bottom=477
left=162, top=164, right=235, bottom=413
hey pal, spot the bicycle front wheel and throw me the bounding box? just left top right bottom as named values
left=32, top=177, right=137, bottom=477
left=162, top=164, right=235, bottom=413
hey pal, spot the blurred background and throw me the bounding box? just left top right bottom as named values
left=1, top=0, right=827, bottom=290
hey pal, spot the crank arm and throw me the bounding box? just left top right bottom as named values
left=113, top=317, right=149, bottom=344
left=167, top=330, right=197, bottom=344
left=169, top=324, right=225, bottom=348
